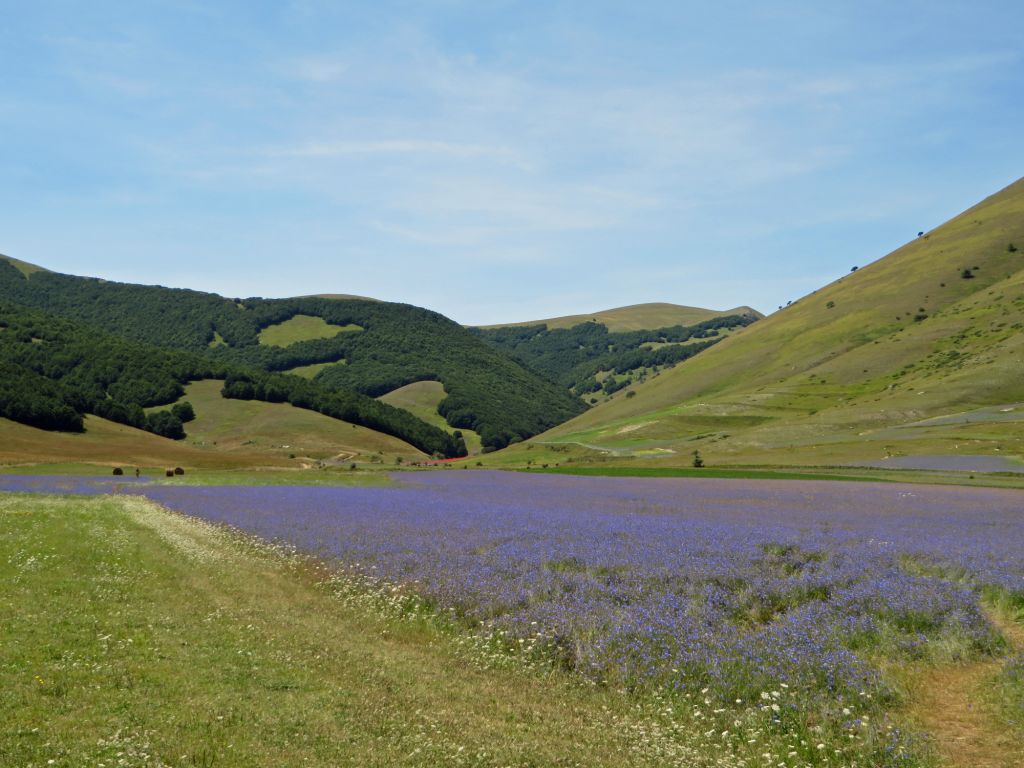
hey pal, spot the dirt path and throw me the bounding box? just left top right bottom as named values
left=909, top=610, right=1023, bottom=768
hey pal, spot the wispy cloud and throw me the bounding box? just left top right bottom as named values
left=9, top=2, right=1021, bottom=321
left=281, top=54, right=349, bottom=83
left=272, top=139, right=515, bottom=159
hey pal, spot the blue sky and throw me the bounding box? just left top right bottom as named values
left=2, top=2, right=1022, bottom=324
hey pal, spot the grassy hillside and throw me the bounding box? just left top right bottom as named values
left=0, top=253, right=48, bottom=277
left=0, top=262, right=585, bottom=449
left=0, top=414, right=277, bottom=470
left=155, top=380, right=426, bottom=465
left=377, top=381, right=483, bottom=454
left=525, top=177, right=1024, bottom=467
left=478, top=302, right=762, bottom=332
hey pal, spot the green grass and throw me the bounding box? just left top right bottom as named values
left=0, top=462, right=393, bottom=485
left=3, top=491, right=897, bottom=767
left=0, top=379, right=427, bottom=472
left=526, top=465, right=888, bottom=482
left=257, top=314, right=362, bottom=347
left=0, top=413, right=272, bottom=471
left=478, top=302, right=759, bottom=332
left=377, top=380, right=483, bottom=454
left=283, top=361, right=339, bottom=379
left=156, top=380, right=426, bottom=464
left=0, top=254, right=48, bottom=277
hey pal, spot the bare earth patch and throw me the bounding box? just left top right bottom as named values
left=908, top=611, right=1024, bottom=768
left=616, top=421, right=657, bottom=435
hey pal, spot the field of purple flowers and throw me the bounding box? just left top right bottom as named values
left=3, top=471, right=1022, bottom=764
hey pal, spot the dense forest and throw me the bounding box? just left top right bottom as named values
left=0, top=300, right=465, bottom=457
left=472, top=313, right=759, bottom=396
left=0, top=260, right=584, bottom=449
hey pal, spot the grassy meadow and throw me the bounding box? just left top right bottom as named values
left=0, top=379, right=426, bottom=475
left=477, top=302, right=760, bottom=332
left=377, top=381, right=484, bottom=455
left=154, top=380, right=425, bottom=465
left=257, top=314, right=362, bottom=347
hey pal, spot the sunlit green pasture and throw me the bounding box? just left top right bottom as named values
left=257, top=314, right=362, bottom=347
left=377, top=380, right=483, bottom=455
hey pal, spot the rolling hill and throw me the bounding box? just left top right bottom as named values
left=377, top=380, right=484, bottom=455
left=0, top=300, right=462, bottom=462
left=472, top=311, right=760, bottom=401
left=522, top=176, right=1024, bottom=468
left=477, top=302, right=762, bottom=332
left=0, top=259, right=585, bottom=450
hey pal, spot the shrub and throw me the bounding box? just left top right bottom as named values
left=112, top=467, right=123, bottom=476
left=173, top=467, right=184, bottom=475
left=171, top=401, right=196, bottom=422
left=146, top=410, right=185, bottom=440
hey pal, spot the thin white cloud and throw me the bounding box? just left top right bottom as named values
left=273, top=139, right=515, bottom=159
left=282, top=54, right=349, bottom=83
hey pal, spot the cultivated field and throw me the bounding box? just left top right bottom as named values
left=2, top=472, right=1021, bottom=766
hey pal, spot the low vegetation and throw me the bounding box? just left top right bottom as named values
left=4, top=476, right=1022, bottom=766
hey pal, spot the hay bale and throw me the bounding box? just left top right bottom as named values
left=112, top=467, right=124, bottom=476
left=173, top=467, right=185, bottom=475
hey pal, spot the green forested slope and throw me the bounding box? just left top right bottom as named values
left=0, top=302, right=464, bottom=457
left=0, top=263, right=585, bottom=449
left=472, top=313, right=758, bottom=397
